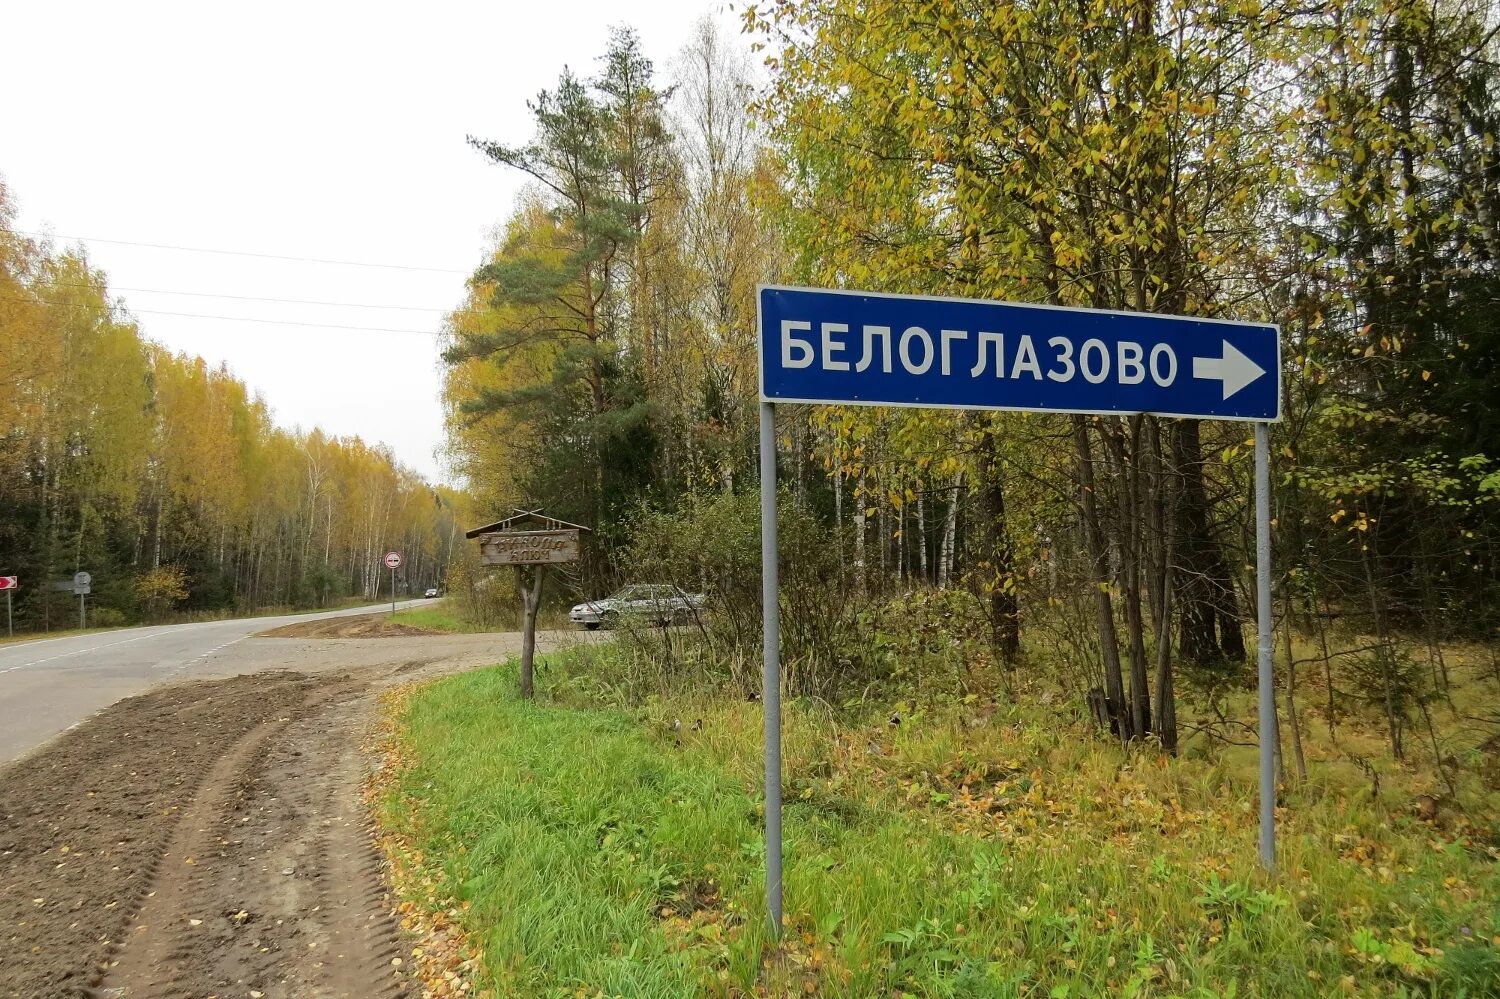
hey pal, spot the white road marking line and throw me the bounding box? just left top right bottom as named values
left=0, top=615, right=239, bottom=653
left=0, top=631, right=171, bottom=675
left=160, top=636, right=247, bottom=678
left=0, top=630, right=133, bottom=652
left=1, top=600, right=424, bottom=677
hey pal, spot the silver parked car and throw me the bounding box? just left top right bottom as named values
left=570, top=584, right=708, bottom=630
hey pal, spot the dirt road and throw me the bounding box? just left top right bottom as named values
left=0, top=601, right=437, bottom=763
left=0, top=623, right=589, bottom=998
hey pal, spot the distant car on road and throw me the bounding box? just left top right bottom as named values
left=570, top=584, right=707, bottom=630
left=423, top=587, right=440, bottom=599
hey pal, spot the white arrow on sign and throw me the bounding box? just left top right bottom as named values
left=1193, top=339, right=1267, bottom=401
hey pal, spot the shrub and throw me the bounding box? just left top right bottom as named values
left=134, top=565, right=189, bottom=622
left=618, top=490, right=877, bottom=699
left=87, top=606, right=128, bottom=628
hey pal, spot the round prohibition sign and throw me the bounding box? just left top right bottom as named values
left=384, top=551, right=402, bottom=569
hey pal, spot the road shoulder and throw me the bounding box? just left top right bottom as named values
left=0, top=667, right=422, bottom=999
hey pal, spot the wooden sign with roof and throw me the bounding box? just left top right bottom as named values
left=466, top=509, right=590, bottom=566
left=465, top=508, right=592, bottom=701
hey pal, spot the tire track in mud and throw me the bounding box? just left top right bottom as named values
left=97, top=714, right=290, bottom=996
left=1, top=670, right=417, bottom=999
left=1, top=673, right=322, bottom=999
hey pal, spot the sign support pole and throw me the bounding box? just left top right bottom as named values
left=1254, top=421, right=1275, bottom=869
left=518, top=565, right=543, bottom=700
left=6, top=590, right=12, bottom=638
left=759, top=401, right=783, bottom=936
left=79, top=593, right=85, bottom=631
left=391, top=566, right=397, bottom=618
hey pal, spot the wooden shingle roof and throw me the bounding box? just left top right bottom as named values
left=464, top=509, right=592, bottom=539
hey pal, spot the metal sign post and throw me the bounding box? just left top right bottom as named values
left=756, top=285, right=1282, bottom=932
left=384, top=552, right=402, bottom=616
left=758, top=402, right=783, bottom=932
left=73, top=572, right=91, bottom=630
left=1255, top=422, right=1275, bottom=867
left=1, top=576, right=17, bottom=637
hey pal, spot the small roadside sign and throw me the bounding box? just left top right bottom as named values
left=0, top=576, right=16, bottom=590
left=383, top=552, right=402, bottom=616
left=69, top=571, right=91, bottom=629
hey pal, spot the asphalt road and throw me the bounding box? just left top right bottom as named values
left=0, top=601, right=570, bottom=764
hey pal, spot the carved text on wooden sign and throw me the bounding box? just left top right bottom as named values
left=477, top=529, right=580, bottom=565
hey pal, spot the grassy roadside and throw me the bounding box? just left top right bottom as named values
left=389, top=601, right=573, bottom=633
left=374, top=653, right=1499, bottom=998
left=0, top=624, right=128, bottom=647
left=388, top=602, right=479, bottom=634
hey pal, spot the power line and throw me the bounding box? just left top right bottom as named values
left=3, top=295, right=457, bottom=337
left=42, top=280, right=486, bottom=316
left=2, top=228, right=472, bottom=275
left=112, top=285, right=457, bottom=312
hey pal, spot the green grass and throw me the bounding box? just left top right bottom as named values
left=394, top=598, right=575, bottom=634
left=379, top=653, right=1499, bottom=998
left=392, top=600, right=574, bottom=633
left=390, top=601, right=481, bottom=633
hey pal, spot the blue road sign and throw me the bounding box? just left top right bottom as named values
left=758, top=285, right=1280, bottom=421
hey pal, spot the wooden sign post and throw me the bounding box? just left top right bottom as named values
left=466, top=510, right=589, bottom=699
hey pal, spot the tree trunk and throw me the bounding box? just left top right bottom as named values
left=1172, top=419, right=1244, bottom=665
left=832, top=455, right=843, bottom=536
left=1361, top=538, right=1403, bottom=759
left=974, top=428, right=1020, bottom=663
left=897, top=500, right=907, bottom=586
left=1281, top=593, right=1308, bottom=782
left=1073, top=416, right=1128, bottom=740
left=938, top=471, right=963, bottom=588
left=1105, top=417, right=1152, bottom=739
left=917, top=492, right=929, bottom=583
left=853, top=469, right=867, bottom=596
left=1151, top=540, right=1178, bottom=752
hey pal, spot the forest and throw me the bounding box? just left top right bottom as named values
left=0, top=184, right=463, bottom=631
left=442, top=0, right=1500, bottom=772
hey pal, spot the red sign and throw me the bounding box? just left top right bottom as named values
left=0, top=576, right=16, bottom=591
left=383, top=552, right=402, bottom=569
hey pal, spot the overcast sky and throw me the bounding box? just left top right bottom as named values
left=3, top=0, right=747, bottom=484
